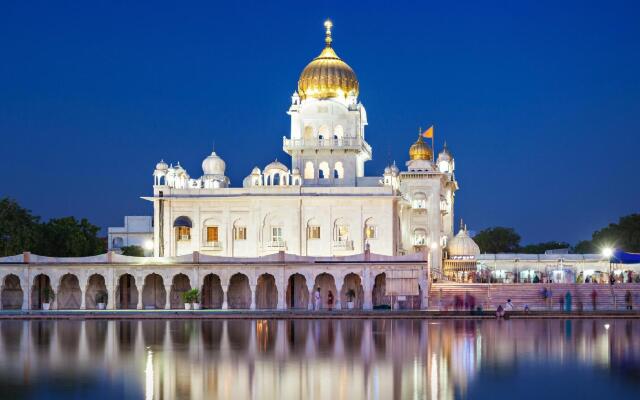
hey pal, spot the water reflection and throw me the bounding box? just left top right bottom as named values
left=0, top=319, right=638, bottom=399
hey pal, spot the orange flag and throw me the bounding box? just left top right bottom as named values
left=422, top=126, right=434, bottom=139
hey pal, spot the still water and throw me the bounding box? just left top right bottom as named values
left=0, top=318, right=638, bottom=399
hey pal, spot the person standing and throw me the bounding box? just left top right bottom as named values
left=314, top=287, right=321, bottom=311
left=505, top=299, right=514, bottom=311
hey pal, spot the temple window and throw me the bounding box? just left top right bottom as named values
left=234, top=227, right=247, bottom=241
left=206, top=226, right=219, bottom=243
left=308, top=225, right=321, bottom=240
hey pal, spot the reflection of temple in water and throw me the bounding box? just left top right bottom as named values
left=0, top=319, right=638, bottom=399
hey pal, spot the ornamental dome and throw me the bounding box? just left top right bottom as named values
left=409, top=135, right=433, bottom=161
left=437, top=142, right=452, bottom=162
left=202, top=151, right=226, bottom=176
left=155, top=159, right=168, bottom=171
left=390, top=162, right=400, bottom=174
left=264, top=159, right=289, bottom=173
left=297, top=20, right=359, bottom=100
left=447, top=227, right=480, bottom=258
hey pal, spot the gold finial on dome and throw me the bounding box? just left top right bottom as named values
left=324, top=19, right=333, bottom=46
left=409, top=133, right=433, bottom=161
left=297, top=20, right=359, bottom=100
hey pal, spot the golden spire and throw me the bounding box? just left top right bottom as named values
left=324, top=19, right=333, bottom=47
left=297, top=19, right=359, bottom=99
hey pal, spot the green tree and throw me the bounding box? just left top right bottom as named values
left=590, top=213, right=640, bottom=252
left=473, top=227, right=521, bottom=253
left=121, top=245, right=145, bottom=257
left=0, top=197, right=41, bottom=256
left=37, top=217, right=105, bottom=257
left=520, top=241, right=570, bottom=254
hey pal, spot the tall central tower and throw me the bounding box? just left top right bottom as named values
left=284, top=20, right=372, bottom=186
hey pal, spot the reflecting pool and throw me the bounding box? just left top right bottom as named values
left=0, top=319, right=638, bottom=399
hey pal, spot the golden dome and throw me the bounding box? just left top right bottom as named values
left=297, top=20, right=359, bottom=100
left=409, top=135, right=433, bottom=160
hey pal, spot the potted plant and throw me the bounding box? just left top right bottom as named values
left=95, top=290, right=107, bottom=310
left=42, top=287, right=54, bottom=310
left=190, top=289, right=201, bottom=310
left=346, top=289, right=356, bottom=309
left=181, top=290, right=193, bottom=310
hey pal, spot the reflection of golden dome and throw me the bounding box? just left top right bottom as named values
left=298, top=20, right=359, bottom=100
left=409, top=135, right=433, bottom=160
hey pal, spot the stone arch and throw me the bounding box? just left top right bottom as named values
left=85, top=274, right=108, bottom=309
left=334, top=217, right=350, bottom=242
left=318, top=161, right=330, bottom=179
left=142, top=273, right=166, bottom=309
left=201, top=274, right=224, bottom=309
left=313, top=273, right=337, bottom=310
left=173, top=215, right=192, bottom=243
left=364, top=217, right=377, bottom=242
left=318, top=125, right=330, bottom=139
left=170, top=273, right=191, bottom=309
left=227, top=273, right=251, bottom=309
left=340, top=273, right=364, bottom=309
left=116, top=273, right=138, bottom=309
left=334, top=161, right=344, bottom=179
left=1, top=274, right=23, bottom=310
left=286, top=273, right=309, bottom=309
left=413, top=228, right=427, bottom=246
left=255, top=273, right=277, bottom=309
left=304, top=161, right=315, bottom=179
left=57, top=274, right=82, bottom=310
left=31, top=274, right=53, bottom=310
left=372, top=273, right=391, bottom=307
left=303, top=125, right=314, bottom=140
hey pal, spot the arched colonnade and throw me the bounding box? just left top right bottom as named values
left=0, top=266, right=427, bottom=310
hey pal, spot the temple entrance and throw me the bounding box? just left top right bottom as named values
left=85, top=274, right=107, bottom=309
left=313, top=273, right=337, bottom=310
left=340, top=273, right=364, bottom=309
left=255, top=273, right=277, bottom=309
left=31, top=274, right=53, bottom=310
left=372, top=273, right=390, bottom=308
left=170, top=274, right=191, bottom=309
left=227, top=273, right=250, bottom=309
left=1, top=274, right=23, bottom=310
left=57, top=274, right=82, bottom=309
left=286, top=273, right=309, bottom=309
left=201, top=274, right=223, bottom=309
left=142, top=274, right=166, bottom=309
left=116, top=274, right=138, bottom=309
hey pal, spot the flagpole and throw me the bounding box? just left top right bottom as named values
left=431, top=125, right=435, bottom=162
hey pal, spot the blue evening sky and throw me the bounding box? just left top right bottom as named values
left=1, top=0, right=639, bottom=244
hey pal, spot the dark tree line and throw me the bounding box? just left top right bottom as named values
left=0, top=197, right=105, bottom=257
left=473, top=213, right=640, bottom=254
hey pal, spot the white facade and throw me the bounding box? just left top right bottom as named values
left=107, top=216, right=153, bottom=255
left=146, top=22, right=459, bottom=277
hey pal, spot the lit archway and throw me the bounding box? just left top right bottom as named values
left=201, top=273, right=224, bottom=309
left=1, top=274, right=23, bottom=310
left=227, top=273, right=251, bottom=309
left=313, top=273, right=337, bottom=310
left=170, top=274, right=191, bottom=309
left=286, top=273, right=309, bottom=309
left=85, top=274, right=108, bottom=309
left=116, top=274, right=138, bottom=309
left=340, top=273, right=364, bottom=309
left=142, top=273, right=166, bottom=309
left=255, top=273, right=277, bottom=309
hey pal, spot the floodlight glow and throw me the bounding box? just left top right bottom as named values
left=602, top=247, right=613, bottom=258
left=143, top=240, right=154, bottom=251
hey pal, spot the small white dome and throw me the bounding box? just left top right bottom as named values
left=292, top=167, right=300, bottom=175
left=202, top=151, right=226, bottom=176
left=155, top=159, right=168, bottom=171
left=390, top=162, right=399, bottom=174
left=437, top=143, right=452, bottom=162
left=251, top=166, right=261, bottom=175
left=447, top=228, right=480, bottom=258
left=264, top=159, right=289, bottom=173
left=384, top=166, right=391, bottom=174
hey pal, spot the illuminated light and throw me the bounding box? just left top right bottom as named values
left=143, top=240, right=154, bottom=251
left=430, top=242, right=438, bottom=250
left=145, top=349, right=154, bottom=400
left=602, top=247, right=613, bottom=258
left=604, top=324, right=610, bottom=330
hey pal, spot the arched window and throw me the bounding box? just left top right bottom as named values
left=304, top=161, right=314, bottom=179
left=334, top=218, right=350, bottom=242
left=334, top=161, right=344, bottom=179
left=112, top=237, right=124, bottom=249
left=307, top=218, right=321, bottom=240
left=319, top=162, right=329, bottom=179
left=273, top=174, right=280, bottom=186
left=303, top=126, right=314, bottom=141
left=412, top=192, right=427, bottom=209
left=413, top=229, right=427, bottom=246
left=364, top=218, right=377, bottom=240
left=173, top=216, right=193, bottom=241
